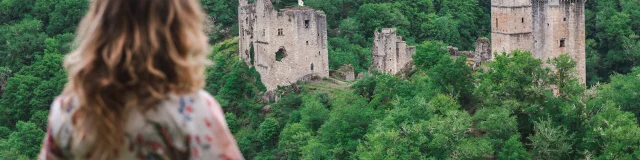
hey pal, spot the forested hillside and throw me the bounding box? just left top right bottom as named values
left=0, top=0, right=639, bottom=159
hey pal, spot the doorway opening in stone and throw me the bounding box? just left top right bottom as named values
left=276, top=47, right=287, bottom=61
left=249, top=43, right=255, bottom=65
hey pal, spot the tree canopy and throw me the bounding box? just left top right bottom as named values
left=1, top=0, right=639, bottom=159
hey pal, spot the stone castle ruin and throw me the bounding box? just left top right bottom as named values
left=492, top=0, right=586, bottom=83
left=238, top=0, right=329, bottom=91
left=370, top=28, right=416, bottom=74
left=447, top=38, right=492, bottom=70
left=236, top=0, right=587, bottom=90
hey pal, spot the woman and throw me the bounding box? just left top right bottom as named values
left=38, top=0, right=243, bottom=159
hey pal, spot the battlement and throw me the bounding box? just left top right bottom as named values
left=492, top=0, right=530, bottom=7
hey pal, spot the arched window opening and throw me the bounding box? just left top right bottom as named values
left=275, top=47, right=287, bottom=62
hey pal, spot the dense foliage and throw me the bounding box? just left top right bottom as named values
left=0, top=0, right=639, bottom=159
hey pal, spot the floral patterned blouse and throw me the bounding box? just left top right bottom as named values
left=38, top=90, right=243, bottom=160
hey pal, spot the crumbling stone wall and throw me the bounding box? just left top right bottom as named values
left=370, top=28, right=416, bottom=74
left=331, top=64, right=355, bottom=81
left=239, top=0, right=329, bottom=91
left=448, top=38, right=493, bottom=70
left=491, top=0, right=586, bottom=83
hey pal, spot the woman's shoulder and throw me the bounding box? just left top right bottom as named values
left=44, top=95, right=80, bottom=158
left=48, top=95, right=79, bottom=131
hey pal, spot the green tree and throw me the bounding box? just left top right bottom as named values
left=497, top=135, right=532, bottom=160
left=258, top=118, right=280, bottom=149
left=0, top=0, right=35, bottom=24
left=277, top=123, right=312, bottom=160
left=423, top=95, right=473, bottom=159
left=355, top=3, right=410, bottom=38
left=412, top=41, right=449, bottom=70
left=356, top=122, right=429, bottom=160
left=205, top=38, right=265, bottom=114
left=412, top=41, right=473, bottom=106
left=200, top=0, right=239, bottom=41
left=436, top=0, right=488, bottom=49
left=299, top=95, right=329, bottom=131
left=46, top=0, right=88, bottom=35
left=317, top=91, right=372, bottom=159
left=31, top=0, right=55, bottom=26
left=529, top=119, right=574, bottom=160
left=421, top=15, right=461, bottom=47
left=594, top=67, right=640, bottom=121
left=587, top=0, right=640, bottom=84
left=0, top=38, right=66, bottom=128
left=301, top=138, right=328, bottom=160
left=328, top=37, right=371, bottom=73
left=473, top=107, right=518, bottom=141
left=451, top=138, right=493, bottom=160
left=0, top=121, right=44, bottom=159
left=582, top=102, right=640, bottom=159
left=0, top=19, right=48, bottom=72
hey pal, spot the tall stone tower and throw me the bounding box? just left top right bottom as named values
left=370, top=28, right=416, bottom=74
left=531, top=0, right=586, bottom=83
left=491, top=0, right=586, bottom=83
left=491, top=0, right=534, bottom=56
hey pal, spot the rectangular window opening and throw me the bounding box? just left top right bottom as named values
left=560, top=39, right=566, bottom=48
left=277, top=29, right=284, bottom=36
left=304, top=20, right=310, bottom=28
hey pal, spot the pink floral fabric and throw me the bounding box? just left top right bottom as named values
left=38, top=90, right=243, bottom=160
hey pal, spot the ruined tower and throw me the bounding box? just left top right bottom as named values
left=531, top=0, right=586, bottom=83
left=370, top=28, right=416, bottom=74
left=491, top=0, right=534, bottom=55
left=491, top=0, right=586, bottom=83
left=238, top=0, right=329, bottom=91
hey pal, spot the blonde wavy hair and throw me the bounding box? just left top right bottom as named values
left=62, top=0, right=209, bottom=159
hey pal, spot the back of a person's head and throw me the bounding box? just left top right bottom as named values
left=63, top=0, right=209, bottom=159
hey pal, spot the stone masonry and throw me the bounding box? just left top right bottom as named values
left=370, top=28, right=416, bottom=74
left=492, top=0, right=586, bottom=83
left=448, top=38, right=492, bottom=70
left=531, top=0, right=586, bottom=83
left=491, top=0, right=534, bottom=53
left=238, top=0, right=329, bottom=91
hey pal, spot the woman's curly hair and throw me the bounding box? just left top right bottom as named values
left=62, top=0, right=209, bottom=159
